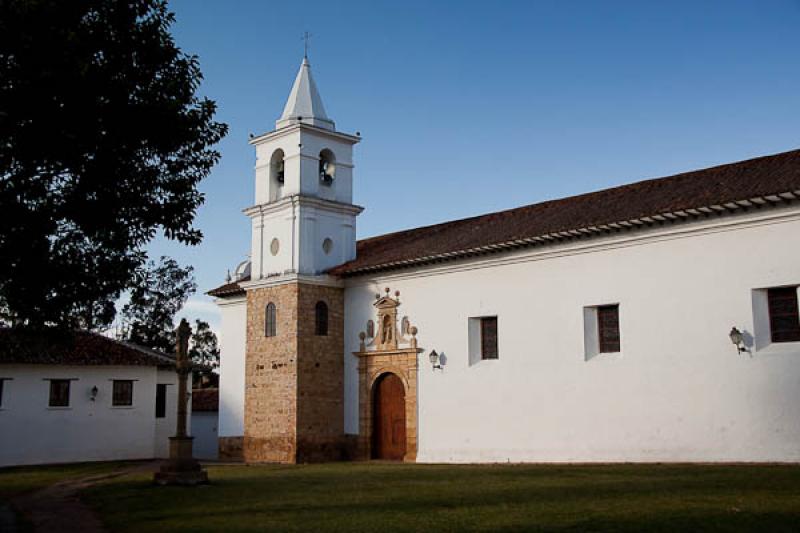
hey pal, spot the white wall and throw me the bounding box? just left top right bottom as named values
left=217, top=297, right=247, bottom=439
left=154, top=368, right=179, bottom=458
left=343, top=207, right=800, bottom=462
left=191, top=411, right=219, bottom=460
left=0, top=365, right=180, bottom=467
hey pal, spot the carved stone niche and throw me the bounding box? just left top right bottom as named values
left=353, top=288, right=422, bottom=462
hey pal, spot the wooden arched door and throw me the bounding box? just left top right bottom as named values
left=372, top=373, right=406, bottom=460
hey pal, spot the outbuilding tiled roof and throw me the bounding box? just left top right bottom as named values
left=0, top=328, right=175, bottom=367
left=191, top=388, right=219, bottom=412
left=329, top=148, right=800, bottom=276
left=207, top=276, right=249, bottom=298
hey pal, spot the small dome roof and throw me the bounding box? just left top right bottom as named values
left=233, top=259, right=251, bottom=281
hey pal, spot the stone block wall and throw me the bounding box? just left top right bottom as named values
left=296, top=284, right=346, bottom=462
left=218, top=436, right=244, bottom=461
left=243, top=281, right=346, bottom=463
left=244, top=283, right=299, bottom=463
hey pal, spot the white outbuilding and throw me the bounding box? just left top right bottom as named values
left=0, top=329, right=183, bottom=467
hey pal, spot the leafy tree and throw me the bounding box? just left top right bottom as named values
left=0, top=0, right=227, bottom=329
left=190, top=319, right=220, bottom=369
left=122, top=256, right=196, bottom=353
left=190, top=319, right=220, bottom=388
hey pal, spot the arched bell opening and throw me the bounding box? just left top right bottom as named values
left=269, top=148, right=285, bottom=201
left=319, top=149, right=336, bottom=186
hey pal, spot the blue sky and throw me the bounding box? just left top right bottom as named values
left=155, top=0, right=800, bottom=329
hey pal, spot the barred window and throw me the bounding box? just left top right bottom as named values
left=48, top=379, right=70, bottom=407
left=767, top=287, right=800, bottom=343
left=480, top=317, right=498, bottom=360
left=597, top=305, right=621, bottom=353
left=112, top=380, right=134, bottom=407
left=315, top=301, right=328, bottom=336
left=265, top=302, right=277, bottom=337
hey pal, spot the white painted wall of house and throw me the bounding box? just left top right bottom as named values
left=0, top=365, right=181, bottom=467
left=191, top=411, right=219, bottom=460
left=217, top=297, right=247, bottom=440
left=154, top=368, right=179, bottom=458
left=343, top=206, right=800, bottom=462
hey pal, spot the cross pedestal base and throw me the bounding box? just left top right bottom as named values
left=153, top=436, right=209, bottom=486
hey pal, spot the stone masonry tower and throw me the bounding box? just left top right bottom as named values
left=241, top=57, right=362, bottom=462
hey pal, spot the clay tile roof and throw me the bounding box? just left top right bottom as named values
left=329, top=148, right=800, bottom=276
left=191, top=388, right=219, bottom=412
left=207, top=275, right=249, bottom=298
left=0, top=328, right=175, bottom=367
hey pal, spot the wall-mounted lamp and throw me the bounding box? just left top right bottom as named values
left=429, top=350, right=442, bottom=371
left=90, top=386, right=99, bottom=401
left=729, top=327, right=746, bottom=354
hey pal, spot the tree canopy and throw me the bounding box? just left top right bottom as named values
left=190, top=319, right=220, bottom=370
left=190, top=319, right=220, bottom=387
left=122, top=256, right=196, bottom=354
left=0, top=0, right=227, bottom=328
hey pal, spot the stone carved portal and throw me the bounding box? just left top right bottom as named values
left=354, top=288, right=421, bottom=461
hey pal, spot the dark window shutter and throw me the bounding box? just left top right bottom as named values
left=480, top=317, right=498, bottom=360
left=597, top=305, right=621, bottom=353
left=768, top=287, right=800, bottom=343
left=112, top=380, right=133, bottom=406
left=315, top=301, right=329, bottom=336
left=49, top=380, right=70, bottom=407
left=155, top=384, right=167, bottom=418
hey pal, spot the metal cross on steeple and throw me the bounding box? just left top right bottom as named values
left=302, top=31, right=312, bottom=59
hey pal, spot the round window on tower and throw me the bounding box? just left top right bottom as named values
left=319, top=149, right=336, bottom=186
left=270, top=238, right=280, bottom=256
left=322, top=238, right=333, bottom=255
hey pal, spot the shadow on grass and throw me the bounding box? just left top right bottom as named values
left=84, top=463, right=800, bottom=533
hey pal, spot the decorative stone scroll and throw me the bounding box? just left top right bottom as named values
left=353, top=288, right=422, bottom=461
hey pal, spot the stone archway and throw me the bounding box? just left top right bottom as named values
left=353, top=288, right=422, bottom=462
left=371, top=373, right=406, bottom=460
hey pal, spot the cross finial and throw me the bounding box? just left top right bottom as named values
left=302, top=31, right=312, bottom=59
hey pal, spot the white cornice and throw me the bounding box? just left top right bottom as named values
left=240, top=273, right=344, bottom=290
left=243, top=195, right=364, bottom=218
left=249, top=123, right=361, bottom=146
left=213, top=295, right=246, bottom=307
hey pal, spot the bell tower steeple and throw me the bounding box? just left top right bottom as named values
left=245, top=57, right=362, bottom=281
left=276, top=56, right=335, bottom=131
left=240, top=56, right=359, bottom=464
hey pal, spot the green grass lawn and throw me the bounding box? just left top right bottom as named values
left=83, top=463, right=800, bottom=532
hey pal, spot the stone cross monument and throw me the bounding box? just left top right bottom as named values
left=154, top=319, right=209, bottom=486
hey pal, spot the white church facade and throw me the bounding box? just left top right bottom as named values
left=210, top=57, right=800, bottom=463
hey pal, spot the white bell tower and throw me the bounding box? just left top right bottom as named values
left=245, top=57, right=362, bottom=281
